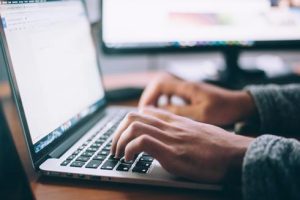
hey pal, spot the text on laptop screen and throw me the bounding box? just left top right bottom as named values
left=0, top=1, right=105, bottom=153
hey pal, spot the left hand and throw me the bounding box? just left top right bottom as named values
left=111, top=107, right=253, bottom=183
left=138, top=73, right=256, bottom=126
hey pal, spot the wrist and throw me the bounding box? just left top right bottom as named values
left=232, top=91, right=257, bottom=121
left=224, top=135, right=254, bottom=185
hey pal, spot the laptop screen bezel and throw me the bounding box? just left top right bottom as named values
left=0, top=0, right=108, bottom=168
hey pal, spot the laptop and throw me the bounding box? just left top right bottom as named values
left=0, top=0, right=221, bottom=190
left=0, top=103, right=35, bottom=200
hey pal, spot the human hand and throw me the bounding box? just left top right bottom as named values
left=111, top=107, right=253, bottom=183
left=139, top=73, right=256, bottom=126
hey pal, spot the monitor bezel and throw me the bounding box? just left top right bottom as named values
left=0, top=0, right=108, bottom=168
left=101, top=40, right=300, bottom=54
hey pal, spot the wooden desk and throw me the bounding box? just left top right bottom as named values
left=0, top=72, right=227, bottom=200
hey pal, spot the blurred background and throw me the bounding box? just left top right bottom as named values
left=1, top=0, right=300, bottom=91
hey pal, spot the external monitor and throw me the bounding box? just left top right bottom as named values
left=102, top=0, right=300, bottom=53
left=102, top=0, right=300, bottom=85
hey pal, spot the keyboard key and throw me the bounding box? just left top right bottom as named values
left=61, top=160, right=71, bottom=166
left=91, top=143, right=101, bottom=148
left=85, top=160, right=102, bottom=169
left=116, top=164, right=131, bottom=172
left=70, top=161, right=85, bottom=168
left=108, top=155, right=120, bottom=161
left=83, top=141, right=89, bottom=146
left=132, top=166, right=148, bottom=173
left=78, top=145, right=85, bottom=150
left=95, top=139, right=105, bottom=144
left=105, top=130, right=113, bottom=135
left=86, top=147, right=98, bottom=152
left=101, top=135, right=109, bottom=140
left=103, top=133, right=111, bottom=137
left=101, top=160, right=118, bottom=170
left=120, top=158, right=134, bottom=164
left=139, top=156, right=154, bottom=163
left=72, top=150, right=81, bottom=155
left=93, top=155, right=106, bottom=161
left=76, top=156, right=90, bottom=162
left=135, top=161, right=151, bottom=168
left=81, top=151, right=94, bottom=157
left=96, top=138, right=106, bottom=143
left=102, top=146, right=111, bottom=151
left=66, top=155, right=76, bottom=160
left=98, top=150, right=109, bottom=156
left=99, top=135, right=108, bottom=139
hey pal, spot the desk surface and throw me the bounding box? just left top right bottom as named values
left=0, top=72, right=228, bottom=200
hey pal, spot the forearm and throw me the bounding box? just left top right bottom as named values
left=245, top=84, right=300, bottom=135
left=242, top=135, right=300, bottom=200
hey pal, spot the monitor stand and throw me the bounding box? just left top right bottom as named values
left=209, top=48, right=266, bottom=89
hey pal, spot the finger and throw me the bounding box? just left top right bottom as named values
left=138, top=76, right=192, bottom=108
left=142, top=106, right=197, bottom=129
left=115, top=121, right=172, bottom=158
left=124, top=134, right=171, bottom=163
left=139, top=106, right=173, bottom=122
left=111, top=112, right=167, bottom=155
left=162, top=105, right=196, bottom=118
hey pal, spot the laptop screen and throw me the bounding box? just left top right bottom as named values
left=0, top=1, right=105, bottom=153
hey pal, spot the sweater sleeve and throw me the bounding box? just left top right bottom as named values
left=242, top=135, right=300, bottom=200
left=245, top=84, right=300, bottom=135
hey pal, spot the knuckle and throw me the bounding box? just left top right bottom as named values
left=199, top=105, right=211, bottom=121
left=138, top=135, right=150, bottom=146
left=139, top=107, right=148, bottom=115
left=151, top=80, right=162, bottom=91
left=187, top=82, right=198, bottom=93
left=169, top=145, right=187, bottom=160
left=128, top=121, right=142, bottom=132
left=126, top=111, right=139, bottom=121
left=171, top=107, right=180, bottom=115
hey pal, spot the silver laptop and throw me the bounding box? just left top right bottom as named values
left=0, top=0, right=221, bottom=190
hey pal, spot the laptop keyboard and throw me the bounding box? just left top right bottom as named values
left=60, top=110, right=154, bottom=174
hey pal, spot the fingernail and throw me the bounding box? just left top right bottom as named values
left=124, top=156, right=132, bottom=162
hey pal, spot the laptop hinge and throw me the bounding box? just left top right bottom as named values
left=48, top=110, right=106, bottom=159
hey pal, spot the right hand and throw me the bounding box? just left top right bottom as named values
left=111, top=107, right=253, bottom=183
left=139, top=73, right=256, bottom=126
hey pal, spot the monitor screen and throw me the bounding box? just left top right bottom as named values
left=0, top=0, right=105, bottom=153
left=102, top=0, right=300, bottom=51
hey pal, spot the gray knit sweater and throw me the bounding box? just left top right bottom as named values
left=243, top=84, right=300, bottom=200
